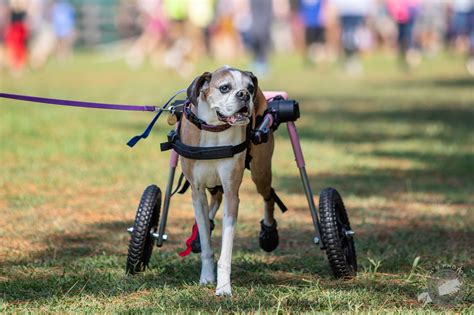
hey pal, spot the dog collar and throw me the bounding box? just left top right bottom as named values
left=183, top=102, right=232, bottom=132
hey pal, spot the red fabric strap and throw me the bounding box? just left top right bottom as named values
left=178, top=222, right=199, bottom=257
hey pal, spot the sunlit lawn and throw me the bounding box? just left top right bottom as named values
left=0, top=52, right=473, bottom=312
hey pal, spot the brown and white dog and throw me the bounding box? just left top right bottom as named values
left=180, top=66, right=278, bottom=296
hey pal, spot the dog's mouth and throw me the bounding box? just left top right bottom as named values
left=216, top=106, right=250, bottom=125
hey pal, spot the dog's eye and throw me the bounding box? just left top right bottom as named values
left=219, top=84, right=231, bottom=94
left=247, top=84, right=255, bottom=94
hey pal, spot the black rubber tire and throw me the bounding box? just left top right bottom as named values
left=319, top=187, right=357, bottom=279
left=126, top=185, right=161, bottom=275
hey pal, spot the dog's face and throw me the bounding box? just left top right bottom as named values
left=187, top=67, right=258, bottom=125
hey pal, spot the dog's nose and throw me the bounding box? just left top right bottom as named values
left=236, top=90, right=250, bottom=101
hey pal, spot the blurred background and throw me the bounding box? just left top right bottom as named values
left=1, top=0, right=473, bottom=312
left=1, top=0, right=474, bottom=77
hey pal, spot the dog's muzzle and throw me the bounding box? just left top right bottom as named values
left=216, top=105, right=250, bottom=125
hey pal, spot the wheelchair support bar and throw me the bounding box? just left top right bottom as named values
left=156, top=163, right=176, bottom=246
left=156, top=135, right=180, bottom=246
left=287, top=121, right=325, bottom=249
left=287, top=121, right=305, bottom=168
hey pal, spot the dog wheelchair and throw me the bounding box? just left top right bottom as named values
left=125, top=91, right=357, bottom=279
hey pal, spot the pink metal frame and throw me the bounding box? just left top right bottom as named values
left=169, top=123, right=180, bottom=168
left=263, top=91, right=305, bottom=168
left=263, top=91, right=322, bottom=245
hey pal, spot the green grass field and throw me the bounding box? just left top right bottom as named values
left=1, top=53, right=473, bottom=312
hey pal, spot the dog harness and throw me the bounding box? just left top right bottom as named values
left=160, top=100, right=288, bottom=215
left=160, top=101, right=251, bottom=160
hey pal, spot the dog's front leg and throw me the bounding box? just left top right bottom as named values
left=192, top=187, right=215, bottom=285
left=215, top=187, right=239, bottom=296
left=209, top=189, right=223, bottom=220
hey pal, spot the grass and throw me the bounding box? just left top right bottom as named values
left=0, top=52, right=473, bottom=312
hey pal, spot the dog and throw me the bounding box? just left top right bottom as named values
left=180, top=66, right=279, bottom=296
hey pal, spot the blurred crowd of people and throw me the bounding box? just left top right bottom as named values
left=120, top=0, right=474, bottom=76
left=1, top=0, right=474, bottom=77
left=0, top=0, right=75, bottom=76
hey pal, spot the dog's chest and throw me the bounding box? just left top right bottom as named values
left=192, top=161, right=222, bottom=187
left=190, top=129, right=245, bottom=188
left=192, top=157, right=243, bottom=188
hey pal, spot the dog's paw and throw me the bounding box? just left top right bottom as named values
left=199, top=270, right=216, bottom=285
left=199, top=276, right=216, bottom=285
left=215, top=271, right=232, bottom=296
left=259, top=219, right=279, bottom=252
left=215, top=283, right=232, bottom=297
left=199, top=262, right=216, bottom=285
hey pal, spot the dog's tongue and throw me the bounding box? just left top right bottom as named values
left=227, top=114, right=239, bottom=124
left=226, top=113, right=248, bottom=125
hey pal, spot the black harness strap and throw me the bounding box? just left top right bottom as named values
left=179, top=178, right=191, bottom=194
left=161, top=130, right=249, bottom=160
left=264, top=188, right=288, bottom=213
left=245, top=151, right=252, bottom=170
left=171, top=172, right=191, bottom=196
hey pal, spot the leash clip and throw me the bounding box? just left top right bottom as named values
left=127, top=88, right=186, bottom=148
left=166, top=105, right=178, bottom=125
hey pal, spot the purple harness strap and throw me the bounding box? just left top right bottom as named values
left=0, top=93, right=157, bottom=112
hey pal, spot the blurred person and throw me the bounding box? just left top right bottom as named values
left=51, top=0, right=76, bottom=61
left=300, top=0, right=326, bottom=64
left=356, top=18, right=375, bottom=53
left=321, top=0, right=341, bottom=62
left=28, top=0, right=56, bottom=69
left=289, top=0, right=306, bottom=53
left=0, top=0, right=8, bottom=70
left=413, top=0, right=446, bottom=57
left=126, top=0, right=169, bottom=69
left=467, top=1, right=474, bottom=75
left=272, top=0, right=294, bottom=53
left=249, top=0, right=273, bottom=75
left=163, top=0, right=187, bottom=22
left=451, top=0, right=474, bottom=75
left=5, top=0, right=29, bottom=76
left=386, top=0, right=420, bottom=69
left=332, top=0, right=375, bottom=74
left=233, top=0, right=251, bottom=50
left=371, top=0, right=397, bottom=51
left=162, top=0, right=195, bottom=76
left=187, top=0, right=215, bottom=56
left=211, top=0, right=242, bottom=61
left=27, top=0, right=48, bottom=33
left=450, top=0, right=474, bottom=51
left=115, top=0, right=141, bottom=39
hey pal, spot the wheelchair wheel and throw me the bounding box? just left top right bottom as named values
left=319, top=187, right=357, bottom=279
left=126, top=185, right=161, bottom=275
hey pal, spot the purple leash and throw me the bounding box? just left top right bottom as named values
left=0, top=89, right=186, bottom=147
left=0, top=92, right=158, bottom=112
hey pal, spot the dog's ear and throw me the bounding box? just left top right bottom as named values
left=245, top=71, right=258, bottom=101
left=187, top=72, right=212, bottom=106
